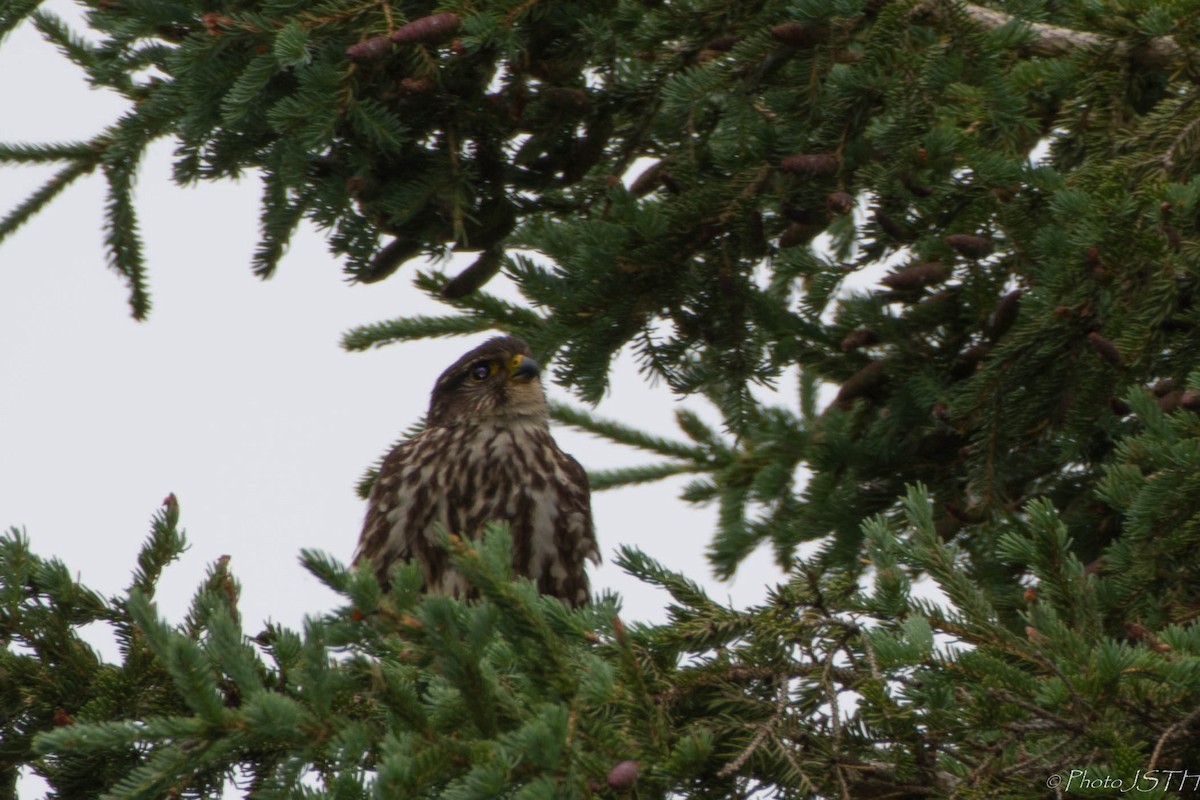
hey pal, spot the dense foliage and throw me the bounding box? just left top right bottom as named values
left=5, top=0, right=1200, bottom=796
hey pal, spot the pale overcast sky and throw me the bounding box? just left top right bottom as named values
left=0, top=1, right=789, bottom=661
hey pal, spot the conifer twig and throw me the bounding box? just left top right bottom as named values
left=1147, top=703, right=1200, bottom=771
left=984, top=689, right=1086, bottom=734
left=716, top=678, right=818, bottom=794
left=1162, top=114, right=1200, bottom=171
left=988, top=732, right=1081, bottom=781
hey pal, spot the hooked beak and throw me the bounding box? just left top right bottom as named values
left=508, top=353, right=541, bottom=382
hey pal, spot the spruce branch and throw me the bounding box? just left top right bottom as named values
left=252, top=165, right=313, bottom=279
left=584, top=461, right=700, bottom=491
left=1148, top=704, right=1200, bottom=772
left=30, top=9, right=96, bottom=71
left=0, top=0, right=41, bottom=43
left=612, top=546, right=719, bottom=614
left=413, top=272, right=546, bottom=335
left=0, top=141, right=97, bottom=164
left=341, top=314, right=494, bottom=351
left=1162, top=112, right=1200, bottom=171
left=101, top=156, right=151, bottom=319
left=547, top=401, right=709, bottom=462
left=922, top=0, right=1187, bottom=71
left=126, top=493, right=187, bottom=599
left=899, top=485, right=1003, bottom=633
left=0, top=159, right=95, bottom=245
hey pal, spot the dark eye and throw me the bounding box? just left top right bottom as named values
left=469, top=361, right=492, bottom=381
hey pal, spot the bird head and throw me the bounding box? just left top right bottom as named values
left=427, top=336, right=547, bottom=426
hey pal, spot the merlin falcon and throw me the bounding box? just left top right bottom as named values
left=354, top=336, right=599, bottom=606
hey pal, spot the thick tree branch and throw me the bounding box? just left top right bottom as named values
left=921, top=0, right=1187, bottom=71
